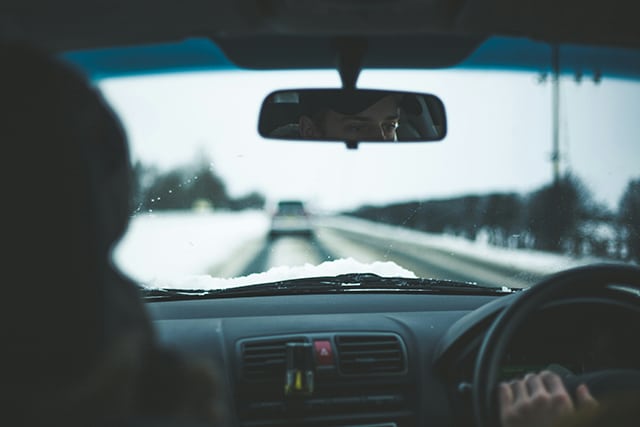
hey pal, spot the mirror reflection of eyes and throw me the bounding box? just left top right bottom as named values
left=342, top=120, right=398, bottom=138
left=342, top=116, right=398, bottom=132
left=381, top=120, right=399, bottom=134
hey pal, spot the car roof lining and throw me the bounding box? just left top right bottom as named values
left=213, top=34, right=486, bottom=70
left=4, top=0, right=640, bottom=80
left=2, top=0, right=639, bottom=53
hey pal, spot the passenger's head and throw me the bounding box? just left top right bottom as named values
left=1, top=40, right=228, bottom=427
left=1, top=39, right=153, bottom=423
left=298, top=91, right=401, bottom=141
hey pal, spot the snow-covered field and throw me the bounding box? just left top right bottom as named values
left=113, top=210, right=617, bottom=290
left=113, top=210, right=269, bottom=286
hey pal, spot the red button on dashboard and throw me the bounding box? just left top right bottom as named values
left=313, top=340, right=334, bottom=365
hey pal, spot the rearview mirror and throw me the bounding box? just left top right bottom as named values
left=258, top=89, right=447, bottom=147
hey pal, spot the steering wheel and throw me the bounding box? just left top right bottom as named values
left=472, top=263, right=640, bottom=427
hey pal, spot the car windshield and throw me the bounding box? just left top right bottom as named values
left=275, top=201, right=306, bottom=216
left=97, top=39, right=640, bottom=292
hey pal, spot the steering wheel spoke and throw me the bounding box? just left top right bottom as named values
left=563, top=369, right=640, bottom=402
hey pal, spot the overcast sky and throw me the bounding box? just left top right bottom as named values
left=98, top=68, right=640, bottom=212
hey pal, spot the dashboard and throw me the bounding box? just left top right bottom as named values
left=145, top=288, right=640, bottom=427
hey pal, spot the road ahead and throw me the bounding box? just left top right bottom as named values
left=210, top=222, right=543, bottom=288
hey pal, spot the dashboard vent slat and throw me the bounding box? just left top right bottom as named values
left=336, top=334, right=405, bottom=375
left=241, top=337, right=306, bottom=381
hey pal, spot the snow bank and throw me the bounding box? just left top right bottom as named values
left=318, top=215, right=611, bottom=275
left=113, top=210, right=269, bottom=285
left=143, top=257, right=416, bottom=290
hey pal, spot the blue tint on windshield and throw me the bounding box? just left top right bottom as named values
left=62, top=38, right=238, bottom=80
left=62, top=36, right=640, bottom=81
left=459, top=37, right=640, bottom=80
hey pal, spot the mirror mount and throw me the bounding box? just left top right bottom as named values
left=333, top=37, right=367, bottom=91
left=332, top=37, right=368, bottom=148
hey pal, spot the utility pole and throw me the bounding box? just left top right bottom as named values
left=551, top=44, right=561, bottom=184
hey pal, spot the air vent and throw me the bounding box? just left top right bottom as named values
left=241, top=337, right=306, bottom=381
left=336, top=334, right=405, bottom=375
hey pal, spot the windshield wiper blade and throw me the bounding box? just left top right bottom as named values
left=139, top=287, right=213, bottom=300
left=139, top=279, right=339, bottom=300
left=323, top=273, right=516, bottom=294
left=141, top=273, right=518, bottom=300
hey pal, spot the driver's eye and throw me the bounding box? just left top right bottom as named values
left=382, top=121, right=398, bottom=134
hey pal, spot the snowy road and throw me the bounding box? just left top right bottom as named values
left=115, top=211, right=601, bottom=289
left=208, top=225, right=542, bottom=288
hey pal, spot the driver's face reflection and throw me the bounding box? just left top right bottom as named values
left=300, top=95, right=400, bottom=141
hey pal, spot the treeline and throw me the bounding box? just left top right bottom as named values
left=131, top=157, right=265, bottom=213
left=348, top=174, right=640, bottom=262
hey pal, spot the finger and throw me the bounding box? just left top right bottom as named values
left=576, top=384, right=598, bottom=409
left=524, top=372, right=545, bottom=397
left=540, top=370, right=575, bottom=413
left=511, top=378, right=528, bottom=403
left=540, top=370, right=566, bottom=395
left=498, top=382, right=514, bottom=408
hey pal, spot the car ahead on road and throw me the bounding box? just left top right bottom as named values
left=5, top=1, right=640, bottom=427
left=269, top=200, right=314, bottom=238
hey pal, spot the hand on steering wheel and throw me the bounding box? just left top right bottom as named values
left=472, top=263, right=640, bottom=427
left=498, top=370, right=597, bottom=427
